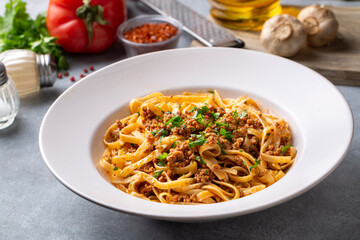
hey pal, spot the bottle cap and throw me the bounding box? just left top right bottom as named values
left=36, top=54, right=57, bottom=88
left=0, top=62, right=8, bottom=86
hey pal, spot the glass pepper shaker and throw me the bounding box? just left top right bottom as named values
left=0, top=49, right=57, bottom=98
left=0, top=62, right=20, bottom=130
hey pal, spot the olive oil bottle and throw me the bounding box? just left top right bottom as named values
left=208, top=0, right=282, bottom=31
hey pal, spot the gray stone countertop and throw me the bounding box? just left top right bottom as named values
left=1, top=0, right=359, bottom=239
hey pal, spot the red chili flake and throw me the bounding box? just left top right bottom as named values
left=64, top=72, right=69, bottom=77
left=80, top=74, right=86, bottom=78
left=83, top=68, right=89, bottom=73
left=123, top=23, right=178, bottom=44
left=89, top=66, right=94, bottom=71
left=70, top=76, right=75, bottom=82
left=57, top=73, right=63, bottom=79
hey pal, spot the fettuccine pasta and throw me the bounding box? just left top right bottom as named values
left=99, top=90, right=296, bottom=204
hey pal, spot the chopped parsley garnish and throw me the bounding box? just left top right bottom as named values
left=233, top=110, right=239, bottom=118
left=221, top=149, right=227, bottom=155
left=239, top=150, right=243, bottom=152
left=194, top=113, right=206, bottom=124
left=189, top=132, right=207, bottom=148
left=205, top=169, right=209, bottom=175
left=113, top=166, right=119, bottom=171
left=137, top=111, right=140, bottom=116
left=192, top=106, right=210, bottom=125
left=233, top=110, right=240, bottom=124
left=249, top=158, right=261, bottom=171
left=208, top=90, right=215, bottom=93
left=280, top=145, right=292, bottom=154
left=242, top=160, right=247, bottom=166
left=240, top=110, right=247, bottom=118
left=170, top=141, right=179, bottom=149
left=157, top=152, right=168, bottom=160
left=195, top=156, right=206, bottom=165
left=211, top=112, right=220, bottom=121
left=178, top=104, right=182, bottom=109
left=157, top=160, right=165, bottom=167
left=153, top=170, right=164, bottom=179
left=151, top=128, right=169, bottom=137
left=156, top=106, right=164, bottom=113
left=189, top=106, right=197, bottom=112
left=217, top=140, right=223, bottom=148
left=165, top=116, right=183, bottom=128
left=266, top=133, right=271, bottom=136
left=220, top=128, right=233, bottom=141
left=197, top=106, right=210, bottom=115
left=215, top=121, right=229, bottom=127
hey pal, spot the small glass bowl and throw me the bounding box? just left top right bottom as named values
left=118, top=15, right=183, bottom=57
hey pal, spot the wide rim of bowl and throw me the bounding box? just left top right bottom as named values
left=39, top=47, right=354, bottom=221
left=117, top=14, right=183, bottom=47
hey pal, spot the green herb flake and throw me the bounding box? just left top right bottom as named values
left=157, top=152, right=168, bottom=160
left=266, top=133, right=271, bottom=136
left=233, top=110, right=239, bottom=118
left=195, top=156, right=206, bottom=165
left=152, top=128, right=169, bottom=137
left=215, top=121, right=229, bottom=127
left=205, top=169, right=209, bottom=175
left=170, top=141, right=179, bottom=149
left=221, top=149, right=226, bottom=155
left=165, top=116, right=183, bottom=128
left=280, top=145, right=292, bottom=154
left=220, top=128, right=233, bottom=142
left=240, top=110, right=247, bottom=118
left=188, top=132, right=207, bottom=148
left=153, top=170, right=164, bottom=179
left=157, top=160, right=165, bottom=167
left=239, top=150, right=243, bottom=152
left=208, top=90, right=215, bottom=93
left=210, top=112, right=220, bottom=121
left=249, top=158, right=261, bottom=171
left=156, top=106, right=164, bottom=113
left=189, top=106, right=197, bottom=113
left=113, top=166, right=119, bottom=171
left=197, top=106, right=210, bottom=115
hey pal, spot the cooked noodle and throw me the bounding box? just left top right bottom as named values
left=99, top=90, right=296, bottom=204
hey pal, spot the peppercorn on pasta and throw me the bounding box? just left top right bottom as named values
left=99, top=90, right=296, bottom=204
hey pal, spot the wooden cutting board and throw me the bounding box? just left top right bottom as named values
left=191, top=6, right=360, bottom=86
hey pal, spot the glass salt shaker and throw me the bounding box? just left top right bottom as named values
left=0, top=62, right=20, bottom=130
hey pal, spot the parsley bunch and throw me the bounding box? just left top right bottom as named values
left=0, top=0, right=68, bottom=70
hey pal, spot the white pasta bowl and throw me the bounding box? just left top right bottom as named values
left=39, top=48, right=353, bottom=222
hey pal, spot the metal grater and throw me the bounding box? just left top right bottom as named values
left=139, top=0, right=245, bottom=48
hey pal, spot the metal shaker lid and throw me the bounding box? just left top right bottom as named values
left=0, top=62, right=8, bottom=86
left=36, top=54, right=57, bottom=88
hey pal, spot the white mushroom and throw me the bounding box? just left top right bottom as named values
left=260, top=14, right=306, bottom=57
left=298, top=4, right=339, bottom=47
